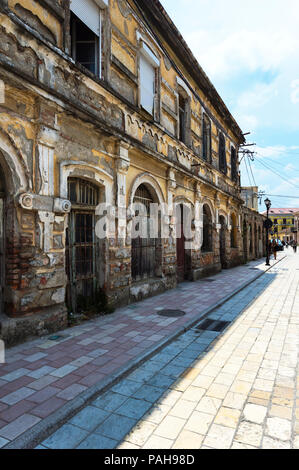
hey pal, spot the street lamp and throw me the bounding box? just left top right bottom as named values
left=264, top=198, right=272, bottom=266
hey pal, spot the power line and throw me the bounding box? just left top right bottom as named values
left=255, top=152, right=299, bottom=174
left=264, top=194, right=299, bottom=199
left=248, top=158, right=257, bottom=187
left=253, top=155, right=299, bottom=191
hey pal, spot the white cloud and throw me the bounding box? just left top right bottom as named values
left=291, top=79, right=299, bottom=104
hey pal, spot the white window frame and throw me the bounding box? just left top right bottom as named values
left=70, top=0, right=108, bottom=79
left=139, top=41, right=160, bottom=118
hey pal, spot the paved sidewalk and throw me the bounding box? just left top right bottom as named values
left=0, top=252, right=285, bottom=448
left=38, top=251, right=299, bottom=450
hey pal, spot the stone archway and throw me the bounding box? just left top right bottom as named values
left=174, top=199, right=193, bottom=283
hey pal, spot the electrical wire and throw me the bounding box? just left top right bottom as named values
left=255, top=152, right=299, bottom=174
left=253, top=154, right=299, bottom=190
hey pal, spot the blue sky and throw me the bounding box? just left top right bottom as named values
left=160, top=0, right=299, bottom=210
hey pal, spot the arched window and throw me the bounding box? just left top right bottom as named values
left=231, top=213, right=238, bottom=248
left=202, top=114, right=212, bottom=163
left=131, top=184, right=160, bottom=281
left=202, top=204, right=213, bottom=252
left=219, top=132, right=227, bottom=174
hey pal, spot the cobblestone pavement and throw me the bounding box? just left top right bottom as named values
left=33, top=250, right=298, bottom=450
left=0, top=251, right=289, bottom=448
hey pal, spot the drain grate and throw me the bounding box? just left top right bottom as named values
left=158, top=309, right=186, bottom=318
left=197, top=318, right=215, bottom=330
left=196, top=318, right=230, bottom=333
left=211, top=321, right=230, bottom=332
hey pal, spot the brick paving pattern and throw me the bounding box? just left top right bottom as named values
left=36, top=251, right=298, bottom=450
left=0, top=251, right=295, bottom=448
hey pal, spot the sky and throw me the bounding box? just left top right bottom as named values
left=160, top=0, right=299, bottom=210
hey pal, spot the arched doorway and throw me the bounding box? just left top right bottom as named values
left=66, top=178, right=100, bottom=314
left=231, top=213, right=238, bottom=249
left=243, top=220, right=248, bottom=262
left=131, top=184, right=162, bottom=282
left=175, top=203, right=192, bottom=282
left=219, top=215, right=227, bottom=269
left=202, top=204, right=213, bottom=253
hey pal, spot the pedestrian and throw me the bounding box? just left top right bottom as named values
left=293, top=240, right=298, bottom=254
left=272, top=240, right=278, bottom=260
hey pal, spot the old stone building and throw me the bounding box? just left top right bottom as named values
left=0, top=0, right=266, bottom=345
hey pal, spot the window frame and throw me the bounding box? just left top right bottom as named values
left=219, top=132, right=227, bottom=174
left=138, top=41, right=160, bottom=121
left=202, top=114, right=212, bottom=164
left=69, top=0, right=106, bottom=79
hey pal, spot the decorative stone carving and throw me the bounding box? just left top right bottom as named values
left=19, top=193, right=33, bottom=210
left=117, top=0, right=132, bottom=18
left=53, top=198, right=72, bottom=214
left=164, top=55, right=172, bottom=71
left=38, top=143, right=54, bottom=197
left=38, top=211, right=55, bottom=253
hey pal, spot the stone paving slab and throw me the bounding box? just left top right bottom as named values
left=36, top=251, right=298, bottom=450
left=0, top=252, right=287, bottom=448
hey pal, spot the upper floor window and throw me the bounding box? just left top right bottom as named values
left=179, top=93, right=188, bottom=144
left=231, top=146, right=238, bottom=183
left=202, top=114, right=212, bottom=163
left=219, top=132, right=227, bottom=174
left=139, top=42, right=160, bottom=118
left=70, top=0, right=102, bottom=77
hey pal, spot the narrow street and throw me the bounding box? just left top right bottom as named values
left=35, top=250, right=298, bottom=450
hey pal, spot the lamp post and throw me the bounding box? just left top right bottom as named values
left=265, top=198, right=272, bottom=266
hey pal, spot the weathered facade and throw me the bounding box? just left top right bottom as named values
left=0, top=0, right=266, bottom=345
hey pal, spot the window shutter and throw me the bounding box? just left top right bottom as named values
left=140, top=54, right=155, bottom=115
left=70, top=0, right=100, bottom=36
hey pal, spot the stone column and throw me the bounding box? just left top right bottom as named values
left=164, top=169, right=177, bottom=286
left=107, top=141, right=131, bottom=307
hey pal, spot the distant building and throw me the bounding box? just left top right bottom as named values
left=241, top=187, right=259, bottom=212
left=261, top=208, right=299, bottom=241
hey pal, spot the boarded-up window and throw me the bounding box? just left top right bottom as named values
left=219, top=132, right=227, bottom=174
left=203, top=114, right=212, bottom=163
left=179, top=93, right=187, bottom=144
left=231, top=146, right=238, bottom=182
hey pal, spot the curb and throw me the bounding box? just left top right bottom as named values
left=4, top=255, right=286, bottom=449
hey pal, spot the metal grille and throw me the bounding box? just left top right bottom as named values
left=132, top=184, right=156, bottom=281
left=66, top=179, right=99, bottom=313
left=68, top=178, right=99, bottom=207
